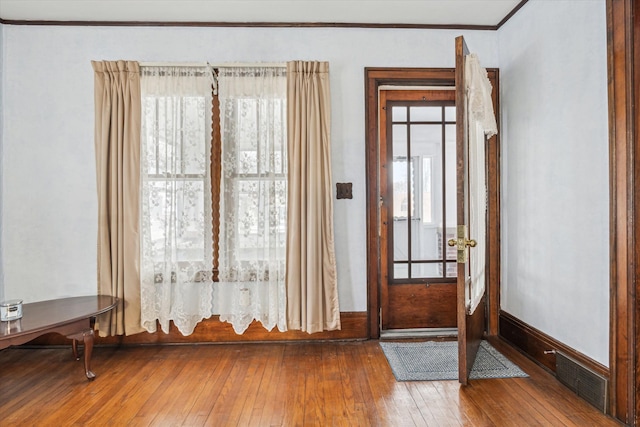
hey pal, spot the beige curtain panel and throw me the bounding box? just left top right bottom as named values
left=285, top=61, right=341, bottom=333
left=92, top=60, right=145, bottom=336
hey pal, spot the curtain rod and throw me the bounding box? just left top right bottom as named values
left=139, top=61, right=286, bottom=68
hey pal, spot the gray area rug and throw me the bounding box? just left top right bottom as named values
left=380, top=340, right=528, bottom=381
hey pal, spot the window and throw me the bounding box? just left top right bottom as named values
left=217, top=68, right=287, bottom=284
left=123, top=62, right=339, bottom=335
left=139, top=65, right=290, bottom=336
left=140, top=68, right=287, bottom=285
left=223, top=97, right=287, bottom=264
left=143, top=96, right=210, bottom=266
left=140, top=70, right=214, bottom=284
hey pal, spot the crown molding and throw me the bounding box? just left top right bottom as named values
left=0, top=0, right=528, bottom=31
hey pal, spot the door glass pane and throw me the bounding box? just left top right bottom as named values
left=411, top=124, right=441, bottom=146
left=392, top=106, right=407, bottom=122
left=411, top=106, right=441, bottom=122
left=445, top=123, right=457, bottom=278
left=411, top=126, right=440, bottom=220
left=422, top=157, right=433, bottom=224
left=392, top=159, right=414, bottom=219
left=393, top=214, right=409, bottom=261
left=394, top=263, right=408, bottom=279
left=445, top=124, right=457, bottom=230
left=413, top=263, right=439, bottom=278
left=392, top=125, right=407, bottom=157
left=445, top=262, right=458, bottom=278
left=445, top=106, right=456, bottom=122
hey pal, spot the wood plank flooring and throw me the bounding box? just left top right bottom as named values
left=0, top=337, right=622, bottom=426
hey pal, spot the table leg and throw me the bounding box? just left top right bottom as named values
left=67, top=329, right=96, bottom=381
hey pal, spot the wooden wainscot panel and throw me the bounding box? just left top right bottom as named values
left=386, top=283, right=457, bottom=329
left=499, top=310, right=608, bottom=379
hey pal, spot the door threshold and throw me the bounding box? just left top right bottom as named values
left=380, top=328, right=458, bottom=340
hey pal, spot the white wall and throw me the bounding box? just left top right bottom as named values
left=499, top=1, right=609, bottom=365
left=1, top=24, right=497, bottom=309
left=0, top=2, right=613, bottom=366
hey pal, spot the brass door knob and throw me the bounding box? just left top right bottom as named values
left=448, top=238, right=477, bottom=248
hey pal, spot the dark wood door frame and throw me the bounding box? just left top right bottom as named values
left=365, top=68, right=501, bottom=339
left=607, top=0, right=640, bottom=424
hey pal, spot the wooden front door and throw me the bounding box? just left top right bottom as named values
left=455, top=35, right=488, bottom=385
left=379, top=88, right=458, bottom=331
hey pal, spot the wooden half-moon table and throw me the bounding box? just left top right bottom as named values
left=0, top=295, right=118, bottom=380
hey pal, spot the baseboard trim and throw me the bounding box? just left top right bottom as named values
left=499, top=310, right=608, bottom=379
left=24, top=312, right=368, bottom=346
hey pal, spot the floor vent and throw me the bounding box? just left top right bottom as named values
left=380, top=328, right=457, bottom=340
left=555, top=351, right=607, bottom=412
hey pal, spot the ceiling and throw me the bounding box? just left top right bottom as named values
left=0, top=0, right=525, bottom=28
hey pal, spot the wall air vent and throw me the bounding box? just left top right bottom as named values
left=555, top=351, right=607, bottom=413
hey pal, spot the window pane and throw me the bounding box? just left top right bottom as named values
left=411, top=106, right=441, bottom=122
left=232, top=98, right=287, bottom=176
left=142, top=102, right=159, bottom=174
left=273, top=140, right=286, bottom=175
left=146, top=180, right=206, bottom=263
left=181, top=96, right=207, bottom=175
left=238, top=150, right=258, bottom=175
left=234, top=178, right=287, bottom=261
left=142, top=96, right=207, bottom=176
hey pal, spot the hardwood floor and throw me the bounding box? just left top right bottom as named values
left=0, top=337, right=621, bottom=426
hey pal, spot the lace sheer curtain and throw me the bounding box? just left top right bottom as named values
left=465, top=53, right=497, bottom=315
left=139, top=66, right=215, bottom=335
left=215, top=67, right=288, bottom=334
